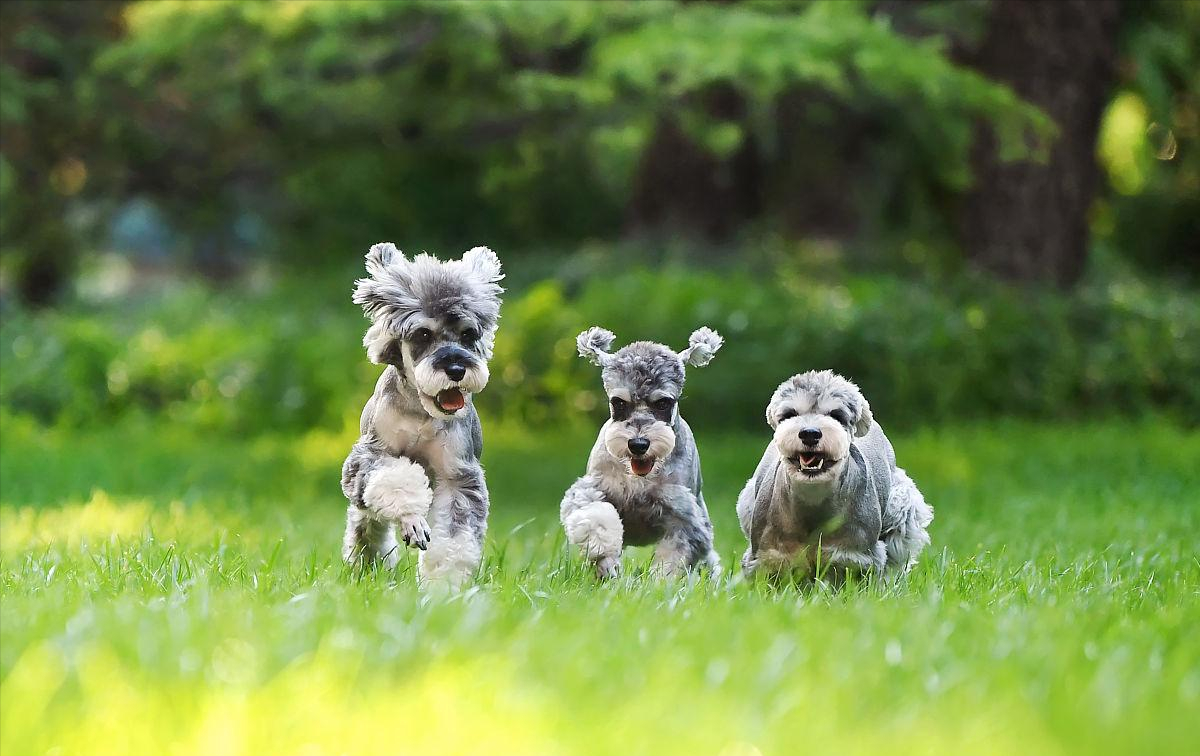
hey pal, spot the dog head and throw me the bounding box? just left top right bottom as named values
left=766, top=370, right=873, bottom=483
left=354, top=242, right=503, bottom=418
left=577, top=326, right=722, bottom=477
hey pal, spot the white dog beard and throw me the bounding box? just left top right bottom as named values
left=773, top=415, right=850, bottom=477
left=603, top=420, right=676, bottom=466
left=404, top=344, right=490, bottom=397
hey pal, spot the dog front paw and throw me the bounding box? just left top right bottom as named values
left=594, top=555, right=621, bottom=580
left=398, top=514, right=431, bottom=551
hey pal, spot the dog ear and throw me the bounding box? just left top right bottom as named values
left=463, top=246, right=504, bottom=285
left=576, top=326, right=616, bottom=366
left=365, top=242, right=403, bottom=277
left=354, top=242, right=412, bottom=322
left=362, top=320, right=402, bottom=366
left=678, top=327, right=723, bottom=367
left=854, top=397, right=874, bottom=437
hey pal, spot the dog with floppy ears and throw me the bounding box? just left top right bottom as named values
left=340, top=242, right=503, bottom=588
left=737, top=370, right=933, bottom=581
left=560, top=326, right=724, bottom=579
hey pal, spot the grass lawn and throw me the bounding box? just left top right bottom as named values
left=1, top=414, right=1197, bottom=756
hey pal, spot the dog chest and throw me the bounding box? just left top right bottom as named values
left=615, top=497, right=667, bottom=546
left=371, top=402, right=454, bottom=474
left=374, top=402, right=428, bottom=452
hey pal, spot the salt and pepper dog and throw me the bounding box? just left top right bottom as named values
left=560, top=327, right=724, bottom=579
left=736, top=370, right=933, bottom=581
left=340, top=243, right=503, bottom=587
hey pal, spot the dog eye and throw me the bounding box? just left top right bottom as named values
left=778, top=409, right=798, bottom=423
left=830, top=409, right=849, bottom=425
left=412, top=328, right=433, bottom=342
left=460, top=329, right=479, bottom=345
left=610, top=398, right=628, bottom=416
left=653, top=398, right=675, bottom=412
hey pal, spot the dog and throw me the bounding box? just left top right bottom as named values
left=560, top=326, right=724, bottom=579
left=736, top=370, right=932, bottom=581
left=339, top=242, right=503, bottom=588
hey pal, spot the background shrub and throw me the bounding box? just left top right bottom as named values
left=4, top=259, right=1196, bottom=434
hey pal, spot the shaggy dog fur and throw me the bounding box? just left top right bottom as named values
left=736, top=370, right=933, bottom=581
left=561, top=327, right=724, bottom=579
left=340, top=243, right=502, bottom=588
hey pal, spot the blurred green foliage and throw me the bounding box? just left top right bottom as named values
left=3, top=0, right=1054, bottom=259
left=2, top=0, right=1195, bottom=294
left=1, top=1, right=1196, bottom=429
left=3, top=260, right=1196, bottom=433
left=1096, top=0, right=1200, bottom=277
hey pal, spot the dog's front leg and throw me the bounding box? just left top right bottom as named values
left=651, top=527, right=702, bottom=578
left=418, top=468, right=488, bottom=589
left=360, top=454, right=433, bottom=551
left=342, top=440, right=428, bottom=566
left=560, top=478, right=623, bottom=579
left=651, top=493, right=719, bottom=578
left=817, top=541, right=887, bottom=584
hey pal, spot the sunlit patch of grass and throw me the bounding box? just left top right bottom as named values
left=3, top=642, right=560, bottom=756
left=0, top=491, right=235, bottom=556
left=0, top=635, right=1089, bottom=756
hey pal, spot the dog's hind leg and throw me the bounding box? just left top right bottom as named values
left=342, top=505, right=401, bottom=569
left=561, top=478, right=624, bottom=579
left=735, top=479, right=756, bottom=540
left=880, top=467, right=933, bottom=573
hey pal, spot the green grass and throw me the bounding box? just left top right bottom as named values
left=1, top=414, right=1197, bottom=756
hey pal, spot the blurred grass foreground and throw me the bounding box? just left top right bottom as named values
left=1, top=1, right=1199, bottom=755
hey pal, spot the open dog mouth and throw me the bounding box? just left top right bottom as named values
left=434, top=388, right=466, bottom=413
left=789, top=451, right=830, bottom=475
left=630, top=456, right=656, bottom=477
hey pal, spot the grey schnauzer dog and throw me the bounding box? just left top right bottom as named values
left=339, top=242, right=503, bottom=587
left=737, top=370, right=933, bottom=581
left=560, top=326, right=724, bottom=579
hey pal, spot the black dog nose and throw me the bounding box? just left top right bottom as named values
left=445, top=363, right=467, bottom=382
left=798, top=427, right=822, bottom=446
left=628, top=437, right=651, bottom=456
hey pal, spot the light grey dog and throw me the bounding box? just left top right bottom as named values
left=340, top=242, right=503, bottom=588
left=561, top=327, right=724, bottom=579
left=736, top=370, right=933, bottom=581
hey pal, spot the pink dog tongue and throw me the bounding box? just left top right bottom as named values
left=631, top=457, right=655, bottom=476
left=436, top=388, right=465, bottom=411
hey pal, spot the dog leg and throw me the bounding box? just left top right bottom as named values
left=650, top=529, right=720, bottom=578
left=342, top=505, right=401, bottom=568
left=735, top=478, right=756, bottom=540
left=651, top=530, right=692, bottom=578
left=740, top=546, right=758, bottom=577
left=650, top=488, right=719, bottom=578
left=362, top=456, right=433, bottom=550
left=561, top=479, right=623, bottom=579
left=341, top=441, right=405, bottom=567
left=880, top=467, right=934, bottom=573
left=818, top=542, right=887, bottom=584
left=418, top=469, right=488, bottom=589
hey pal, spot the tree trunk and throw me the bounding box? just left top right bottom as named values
left=960, top=0, right=1120, bottom=287
left=627, top=84, right=763, bottom=242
